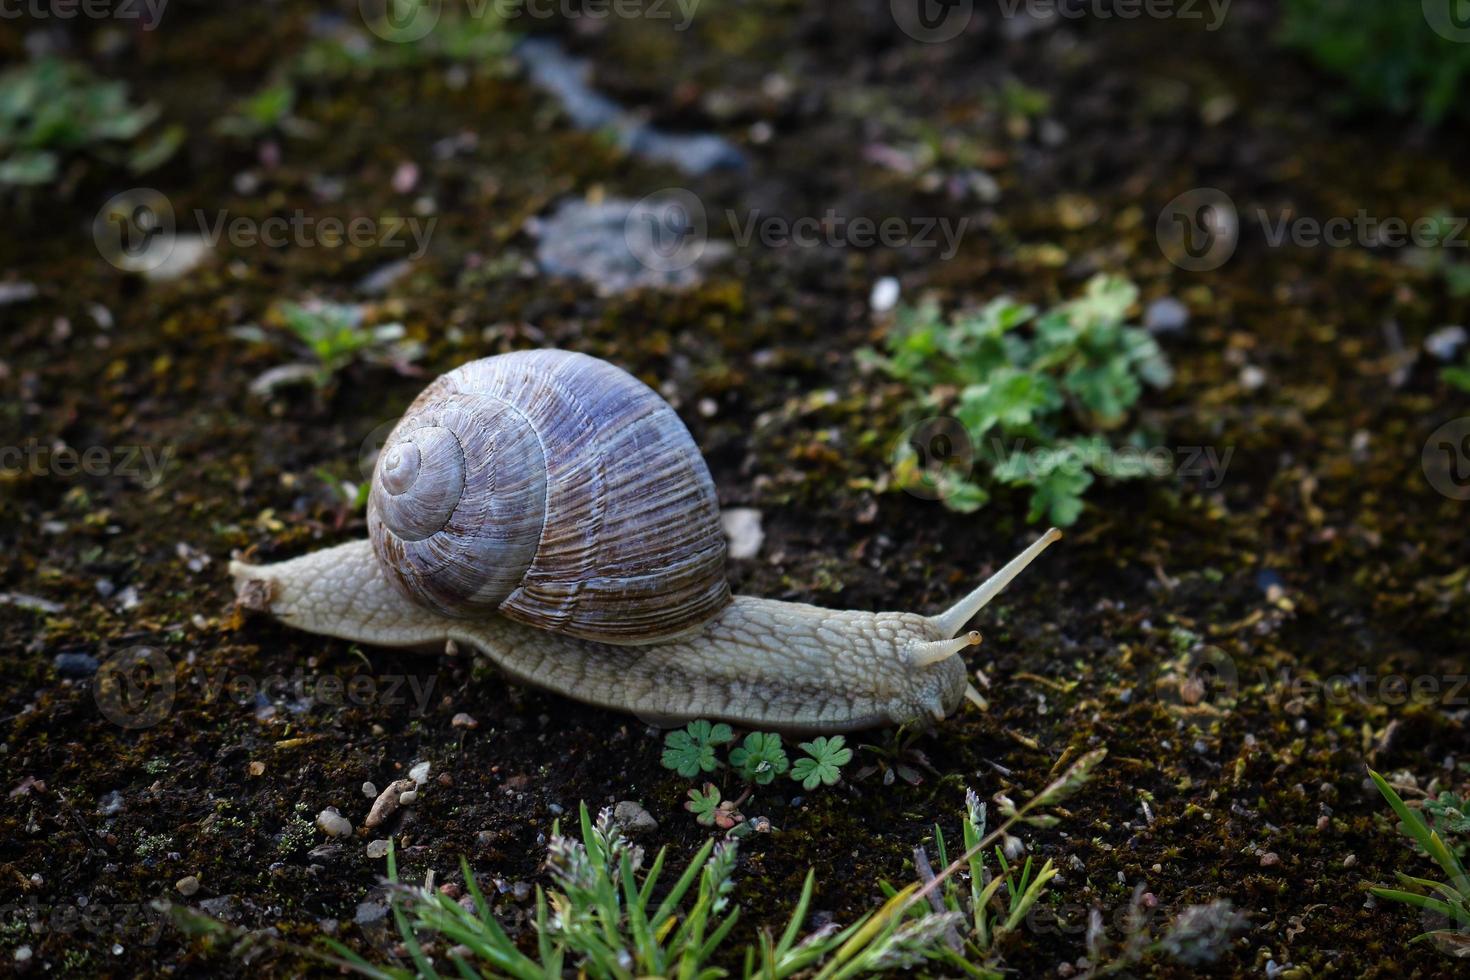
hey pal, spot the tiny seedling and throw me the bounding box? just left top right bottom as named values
left=685, top=783, right=742, bottom=829
left=238, top=300, right=420, bottom=394
left=729, top=732, right=789, bottom=785
left=791, top=736, right=854, bottom=790
left=660, top=720, right=733, bottom=778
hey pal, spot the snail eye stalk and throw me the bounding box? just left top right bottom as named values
left=930, top=528, right=1062, bottom=641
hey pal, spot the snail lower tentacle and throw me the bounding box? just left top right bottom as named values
left=229, top=539, right=974, bottom=732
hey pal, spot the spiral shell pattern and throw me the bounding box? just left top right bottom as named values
left=367, top=349, right=730, bottom=644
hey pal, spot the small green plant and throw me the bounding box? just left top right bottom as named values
left=685, top=783, right=742, bottom=829
left=888, top=787, right=1059, bottom=977
left=866, top=274, right=1171, bottom=525
left=729, top=732, right=789, bottom=785
left=0, top=57, right=181, bottom=188
left=1367, top=768, right=1470, bottom=956
left=316, top=803, right=956, bottom=979
left=791, top=736, right=854, bottom=790
left=1279, top=0, right=1470, bottom=125
left=215, top=82, right=310, bottom=141
left=292, top=749, right=1106, bottom=978
left=661, top=720, right=735, bottom=778
left=237, top=300, right=420, bottom=392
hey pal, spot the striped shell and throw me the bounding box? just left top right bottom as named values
left=367, top=349, right=731, bottom=645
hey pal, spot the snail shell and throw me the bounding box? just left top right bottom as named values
left=367, top=349, right=730, bottom=644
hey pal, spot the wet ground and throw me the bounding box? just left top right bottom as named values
left=2, top=1, right=1469, bottom=976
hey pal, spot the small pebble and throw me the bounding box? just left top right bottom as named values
left=869, top=276, right=900, bottom=313
left=1239, top=365, right=1267, bottom=391
left=365, top=778, right=416, bottom=828
left=53, top=652, right=100, bottom=678
left=1144, top=296, right=1190, bottom=335
left=613, top=800, right=658, bottom=836
left=721, top=508, right=764, bottom=560
left=316, top=808, right=353, bottom=838
left=1424, top=324, right=1467, bottom=362
left=409, top=761, right=432, bottom=785
left=248, top=761, right=265, bottom=777
left=1259, top=852, right=1281, bottom=867
left=1342, top=854, right=1357, bottom=868
left=363, top=782, right=377, bottom=797
left=176, top=875, right=200, bottom=897
left=366, top=840, right=391, bottom=859
left=451, top=713, right=479, bottom=730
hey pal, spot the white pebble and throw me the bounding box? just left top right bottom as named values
left=366, top=839, right=391, bottom=859
left=720, top=508, right=764, bottom=560
left=176, top=875, right=200, bottom=896
left=399, top=789, right=419, bottom=805
left=362, top=781, right=377, bottom=797
left=869, top=276, right=900, bottom=313
left=316, top=807, right=354, bottom=838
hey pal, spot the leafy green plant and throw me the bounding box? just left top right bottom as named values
left=1279, top=0, right=1470, bottom=125
left=662, top=720, right=735, bottom=778
left=866, top=274, right=1171, bottom=525
left=237, top=300, right=420, bottom=391
left=729, top=732, right=789, bottom=785
left=0, top=57, right=181, bottom=188
left=1367, top=768, right=1470, bottom=956
left=685, top=783, right=742, bottom=829
left=791, top=736, right=853, bottom=790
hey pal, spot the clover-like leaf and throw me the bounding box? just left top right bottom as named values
left=684, top=784, right=722, bottom=827
left=660, top=720, right=734, bottom=778
left=729, top=732, right=788, bottom=785
left=790, top=735, right=853, bottom=790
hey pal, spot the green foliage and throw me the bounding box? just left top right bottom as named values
left=215, top=82, right=301, bottom=140
left=238, top=300, right=418, bottom=389
left=868, top=274, right=1172, bottom=525
left=684, top=783, right=739, bottom=829
left=661, top=720, right=735, bottom=778
left=1424, top=792, right=1470, bottom=842
left=1367, top=769, right=1470, bottom=956
left=171, top=751, right=1106, bottom=977
left=318, top=803, right=964, bottom=979
left=729, top=732, right=789, bottom=785
left=1279, top=0, right=1470, bottom=125
left=790, top=736, right=853, bottom=790
left=218, top=7, right=515, bottom=143
left=0, top=57, right=181, bottom=188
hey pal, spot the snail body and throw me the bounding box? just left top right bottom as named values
left=230, top=350, right=1060, bottom=732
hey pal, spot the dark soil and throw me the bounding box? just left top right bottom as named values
left=2, top=1, right=1468, bottom=977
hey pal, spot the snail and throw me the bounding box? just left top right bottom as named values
left=230, top=349, right=1061, bottom=732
